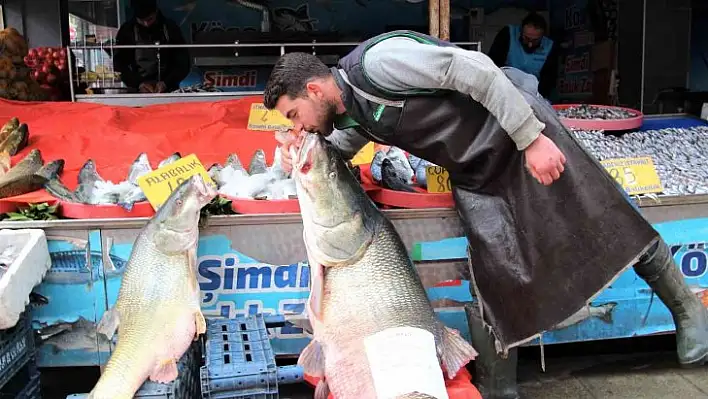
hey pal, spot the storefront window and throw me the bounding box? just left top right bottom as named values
left=68, top=0, right=121, bottom=87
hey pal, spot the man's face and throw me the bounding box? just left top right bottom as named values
left=276, top=86, right=338, bottom=136
left=137, top=12, right=157, bottom=27
left=520, top=24, right=544, bottom=53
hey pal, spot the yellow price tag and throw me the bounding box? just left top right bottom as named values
left=350, top=142, right=375, bottom=166
left=600, top=156, right=663, bottom=195
left=425, top=166, right=452, bottom=193
left=137, top=154, right=215, bottom=210
left=247, top=103, right=294, bottom=131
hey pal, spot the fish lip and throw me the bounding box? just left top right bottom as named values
left=295, top=132, right=319, bottom=171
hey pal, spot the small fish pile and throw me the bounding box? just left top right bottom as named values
left=0, top=148, right=64, bottom=199
left=47, top=152, right=182, bottom=210
left=370, top=147, right=436, bottom=192
left=557, top=104, right=638, bottom=120
left=210, top=148, right=297, bottom=200
left=571, top=126, right=708, bottom=196
left=172, top=83, right=222, bottom=93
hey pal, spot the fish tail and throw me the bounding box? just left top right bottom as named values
left=440, top=325, right=478, bottom=379
left=598, top=302, right=618, bottom=324
left=297, top=339, right=326, bottom=377
left=314, top=379, right=330, bottom=399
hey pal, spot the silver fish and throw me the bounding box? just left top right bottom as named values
left=292, top=133, right=477, bottom=399
left=570, top=126, right=708, bottom=197
left=88, top=175, right=216, bottom=398
left=226, top=153, right=248, bottom=175
left=126, top=153, right=152, bottom=185
left=158, top=153, right=182, bottom=169
left=381, top=158, right=416, bottom=192
left=370, top=150, right=386, bottom=182
left=558, top=105, right=638, bottom=120
left=553, top=302, right=617, bottom=330
left=248, top=149, right=268, bottom=175
left=74, top=160, right=105, bottom=204
left=386, top=147, right=415, bottom=184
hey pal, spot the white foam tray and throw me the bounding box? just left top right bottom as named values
left=0, top=228, right=51, bottom=329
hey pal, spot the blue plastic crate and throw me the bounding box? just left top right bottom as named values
left=0, top=305, right=35, bottom=390
left=200, top=315, right=304, bottom=399
left=66, top=340, right=203, bottom=399
left=0, top=358, right=40, bottom=399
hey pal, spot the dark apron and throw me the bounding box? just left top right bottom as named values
left=333, top=65, right=659, bottom=353
left=133, top=24, right=169, bottom=83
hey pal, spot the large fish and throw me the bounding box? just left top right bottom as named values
left=0, top=117, right=19, bottom=144
left=87, top=174, right=217, bottom=399
left=0, top=123, right=29, bottom=155
left=292, top=133, right=477, bottom=399
left=0, top=149, right=46, bottom=199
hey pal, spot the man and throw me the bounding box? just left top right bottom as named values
left=113, top=0, right=190, bottom=93
left=262, top=31, right=708, bottom=398
left=487, top=12, right=559, bottom=99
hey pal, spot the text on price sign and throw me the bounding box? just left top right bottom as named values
left=425, top=166, right=452, bottom=193
left=138, top=154, right=215, bottom=210
left=600, top=156, right=663, bottom=195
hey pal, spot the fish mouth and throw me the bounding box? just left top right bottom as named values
left=296, top=132, right=320, bottom=175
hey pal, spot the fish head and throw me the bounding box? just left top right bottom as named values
left=293, top=132, right=376, bottom=266
left=149, top=174, right=217, bottom=253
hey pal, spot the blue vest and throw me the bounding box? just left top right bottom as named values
left=505, top=24, right=553, bottom=79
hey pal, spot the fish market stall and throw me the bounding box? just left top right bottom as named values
left=0, top=97, right=707, bottom=370
left=67, top=40, right=481, bottom=107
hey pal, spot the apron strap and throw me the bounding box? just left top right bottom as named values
left=336, top=69, right=405, bottom=108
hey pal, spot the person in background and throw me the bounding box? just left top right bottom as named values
left=113, top=0, right=190, bottom=93
left=487, top=12, right=559, bottom=99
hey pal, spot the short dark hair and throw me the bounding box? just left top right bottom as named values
left=263, top=52, right=331, bottom=110
left=132, top=0, right=157, bottom=19
left=521, top=12, right=547, bottom=32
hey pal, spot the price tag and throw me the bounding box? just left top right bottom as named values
left=600, top=156, right=663, bottom=195
left=425, top=166, right=452, bottom=194
left=350, top=142, right=375, bottom=165
left=364, top=327, right=449, bottom=399
left=247, top=103, right=294, bottom=131
left=137, top=154, right=215, bottom=210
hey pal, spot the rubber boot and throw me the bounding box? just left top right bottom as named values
left=634, top=239, right=708, bottom=367
left=467, top=305, right=520, bottom=399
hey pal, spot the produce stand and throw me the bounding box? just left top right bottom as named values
left=0, top=97, right=706, bottom=370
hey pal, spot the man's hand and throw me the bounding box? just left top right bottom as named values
left=139, top=82, right=155, bottom=93
left=275, top=128, right=305, bottom=173
left=524, top=133, right=566, bottom=186
left=155, top=81, right=168, bottom=93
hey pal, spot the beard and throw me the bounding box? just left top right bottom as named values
left=312, top=99, right=339, bottom=136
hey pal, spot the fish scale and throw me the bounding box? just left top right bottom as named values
left=570, top=126, right=708, bottom=196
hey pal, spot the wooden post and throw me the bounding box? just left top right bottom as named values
left=439, top=0, right=450, bottom=41
left=429, top=0, right=440, bottom=38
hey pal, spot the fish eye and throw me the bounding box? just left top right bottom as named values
left=328, top=171, right=336, bottom=179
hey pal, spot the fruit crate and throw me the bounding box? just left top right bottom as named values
left=66, top=340, right=203, bottom=399
left=0, top=359, right=40, bottom=399
left=0, top=305, right=35, bottom=390
left=200, top=315, right=304, bottom=399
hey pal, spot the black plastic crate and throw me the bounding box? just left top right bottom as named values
left=0, top=358, right=40, bottom=399
left=200, top=315, right=304, bottom=399
left=0, top=305, right=35, bottom=390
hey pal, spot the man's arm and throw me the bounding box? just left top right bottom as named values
left=325, top=127, right=369, bottom=160
left=487, top=26, right=511, bottom=68
left=162, top=21, right=191, bottom=89
left=112, top=24, right=142, bottom=88
left=538, top=42, right=559, bottom=98
left=362, top=37, right=545, bottom=151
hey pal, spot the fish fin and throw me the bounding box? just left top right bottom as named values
left=297, top=339, right=326, bottom=377
left=440, top=325, right=478, bottom=379
left=195, top=310, right=206, bottom=339
left=598, top=302, right=617, bottom=324
left=149, top=358, right=179, bottom=383
left=314, top=379, right=330, bottom=399
left=117, top=201, right=134, bottom=211
left=307, top=261, right=325, bottom=324
left=96, top=308, right=120, bottom=340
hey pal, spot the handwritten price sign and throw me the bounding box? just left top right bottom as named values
left=425, top=166, right=452, bottom=194
left=600, top=156, right=663, bottom=195
left=138, top=154, right=215, bottom=210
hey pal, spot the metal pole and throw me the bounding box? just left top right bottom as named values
left=67, top=46, right=76, bottom=102
left=640, top=0, right=646, bottom=112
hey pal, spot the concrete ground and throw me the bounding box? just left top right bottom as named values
left=40, top=334, right=708, bottom=399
